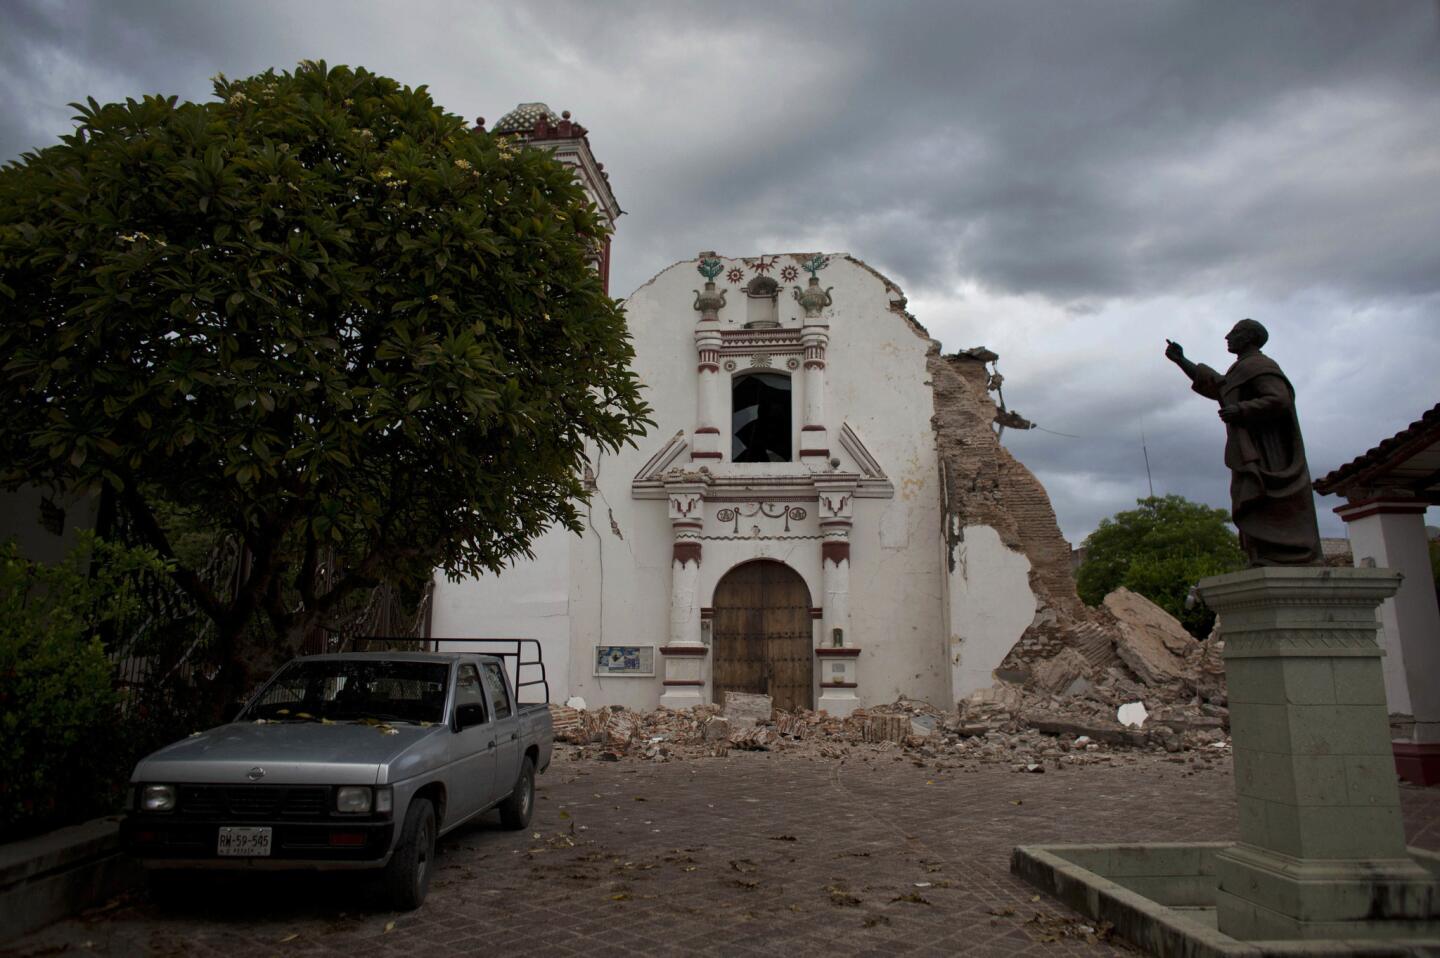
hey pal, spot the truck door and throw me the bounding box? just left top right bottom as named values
left=481, top=660, right=521, bottom=805
left=450, top=663, right=498, bottom=823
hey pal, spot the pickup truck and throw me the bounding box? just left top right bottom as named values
left=122, top=648, right=553, bottom=909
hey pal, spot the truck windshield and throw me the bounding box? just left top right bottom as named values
left=244, top=660, right=450, bottom=725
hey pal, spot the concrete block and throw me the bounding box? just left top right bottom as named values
left=1346, top=754, right=1404, bottom=807
left=1224, top=659, right=1284, bottom=706
left=1287, top=754, right=1350, bottom=807
left=722, top=691, right=772, bottom=727
left=1331, top=658, right=1389, bottom=706
left=1278, top=658, right=1337, bottom=706
left=1288, top=705, right=1394, bottom=757
left=1229, top=703, right=1289, bottom=754
left=1294, top=806, right=1409, bottom=860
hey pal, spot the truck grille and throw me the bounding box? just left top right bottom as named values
left=178, top=785, right=331, bottom=820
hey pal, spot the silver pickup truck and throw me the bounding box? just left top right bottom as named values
left=121, top=648, right=553, bottom=909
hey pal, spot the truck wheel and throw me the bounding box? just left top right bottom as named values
left=381, top=796, right=435, bottom=910
left=497, top=756, right=535, bottom=830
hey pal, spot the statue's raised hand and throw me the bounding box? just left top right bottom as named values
left=1164, top=339, right=1185, bottom=363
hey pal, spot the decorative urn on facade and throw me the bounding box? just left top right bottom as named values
left=793, top=254, right=833, bottom=318
left=693, top=256, right=727, bottom=316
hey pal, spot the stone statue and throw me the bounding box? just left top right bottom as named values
left=1165, top=319, right=1321, bottom=566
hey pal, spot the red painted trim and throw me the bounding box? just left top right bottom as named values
left=1335, top=498, right=1429, bottom=522
left=691, top=451, right=723, bottom=460
left=700, top=607, right=714, bottom=618
left=695, top=427, right=721, bottom=435
left=809, top=607, right=823, bottom=619
left=673, top=542, right=702, bottom=566
left=801, top=425, right=826, bottom=432
left=804, top=360, right=826, bottom=370
left=1393, top=741, right=1440, bottom=786
left=698, top=363, right=719, bottom=373
left=672, top=520, right=702, bottom=530
left=660, top=645, right=708, bottom=656
left=815, top=648, right=861, bottom=658
left=822, top=541, right=850, bottom=566
left=820, top=682, right=858, bottom=689
left=799, top=448, right=830, bottom=457
left=663, top=679, right=705, bottom=687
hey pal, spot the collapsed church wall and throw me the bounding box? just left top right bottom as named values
left=927, top=346, right=1121, bottom=700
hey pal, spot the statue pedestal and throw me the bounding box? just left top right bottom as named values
left=1199, top=567, right=1440, bottom=940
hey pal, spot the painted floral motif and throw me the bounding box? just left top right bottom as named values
left=697, top=257, right=724, bottom=281
left=748, top=255, right=778, bottom=275
left=801, top=254, right=830, bottom=277
left=749, top=353, right=773, bottom=368
left=779, top=264, right=799, bottom=283
left=725, top=266, right=745, bottom=284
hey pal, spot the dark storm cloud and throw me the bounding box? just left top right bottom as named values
left=4, top=0, right=1437, bottom=542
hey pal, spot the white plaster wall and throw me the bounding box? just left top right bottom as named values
left=612, top=254, right=948, bottom=708
left=429, top=525, right=574, bottom=703
left=946, top=524, right=1038, bottom=701
left=430, top=253, right=953, bottom=709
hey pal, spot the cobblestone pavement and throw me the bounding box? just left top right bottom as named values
left=6, top=750, right=1440, bottom=958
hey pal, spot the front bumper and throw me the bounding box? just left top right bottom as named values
left=122, top=817, right=395, bottom=870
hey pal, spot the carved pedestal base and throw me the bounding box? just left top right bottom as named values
left=1199, top=566, right=1440, bottom=941
left=816, top=647, right=860, bottom=717
left=658, top=645, right=707, bottom=710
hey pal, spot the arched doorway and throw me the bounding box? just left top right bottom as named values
left=711, top=560, right=813, bottom=711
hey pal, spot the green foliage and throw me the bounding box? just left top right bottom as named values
left=0, top=535, right=171, bottom=839
left=1076, top=495, right=1246, bottom=637
left=0, top=62, right=651, bottom=679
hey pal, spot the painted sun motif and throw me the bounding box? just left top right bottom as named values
left=749, top=255, right=778, bottom=275
left=779, top=264, right=799, bottom=283
left=725, top=266, right=745, bottom=284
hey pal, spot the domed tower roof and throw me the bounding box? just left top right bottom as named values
left=492, top=102, right=561, bottom=135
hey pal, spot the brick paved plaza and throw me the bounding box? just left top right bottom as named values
left=7, top=749, right=1440, bottom=958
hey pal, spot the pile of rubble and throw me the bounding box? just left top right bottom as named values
left=550, top=587, right=1230, bottom=770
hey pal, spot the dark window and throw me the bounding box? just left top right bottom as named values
left=455, top=664, right=488, bottom=727
left=246, top=659, right=449, bottom=725
left=481, top=662, right=513, bottom=719
left=732, top=373, right=792, bottom=462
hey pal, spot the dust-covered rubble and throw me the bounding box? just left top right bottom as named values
left=549, top=681, right=1229, bottom=771
left=551, top=588, right=1229, bottom=771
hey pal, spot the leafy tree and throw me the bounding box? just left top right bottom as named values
left=0, top=62, right=651, bottom=702
left=1076, top=495, right=1246, bottom=637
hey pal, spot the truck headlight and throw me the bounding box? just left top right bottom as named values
left=336, top=786, right=373, bottom=814
left=141, top=784, right=176, bottom=812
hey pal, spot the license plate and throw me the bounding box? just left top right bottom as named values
left=217, top=826, right=272, bottom=857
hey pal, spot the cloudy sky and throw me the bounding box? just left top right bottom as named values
left=5, top=0, right=1437, bottom=544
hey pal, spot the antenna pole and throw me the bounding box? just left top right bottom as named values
left=1142, top=431, right=1155, bottom=499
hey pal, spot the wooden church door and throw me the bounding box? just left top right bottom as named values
left=711, top=560, right=813, bottom=711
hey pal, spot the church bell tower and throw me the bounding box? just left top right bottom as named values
left=481, top=103, right=621, bottom=293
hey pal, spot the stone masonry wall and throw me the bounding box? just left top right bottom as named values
left=928, top=349, right=1119, bottom=676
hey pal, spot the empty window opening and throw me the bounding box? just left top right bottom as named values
left=732, top=373, right=792, bottom=462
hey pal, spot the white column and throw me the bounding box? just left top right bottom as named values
left=660, top=485, right=707, bottom=709
left=799, top=324, right=829, bottom=461
left=816, top=481, right=858, bottom=715
left=1338, top=499, right=1440, bottom=746
left=692, top=275, right=725, bottom=464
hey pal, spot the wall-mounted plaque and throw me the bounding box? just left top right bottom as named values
left=594, top=645, right=655, bottom=677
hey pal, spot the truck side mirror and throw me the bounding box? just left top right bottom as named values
left=455, top=703, right=487, bottom=730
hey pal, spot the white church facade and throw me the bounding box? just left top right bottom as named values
left=431, top=105, right=1065, bottom=714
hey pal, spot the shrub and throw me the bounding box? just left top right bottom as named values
left=0, top=533, right=169, bottom=839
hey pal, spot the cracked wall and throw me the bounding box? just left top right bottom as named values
left=929, top=349, right=1118, bottom=699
